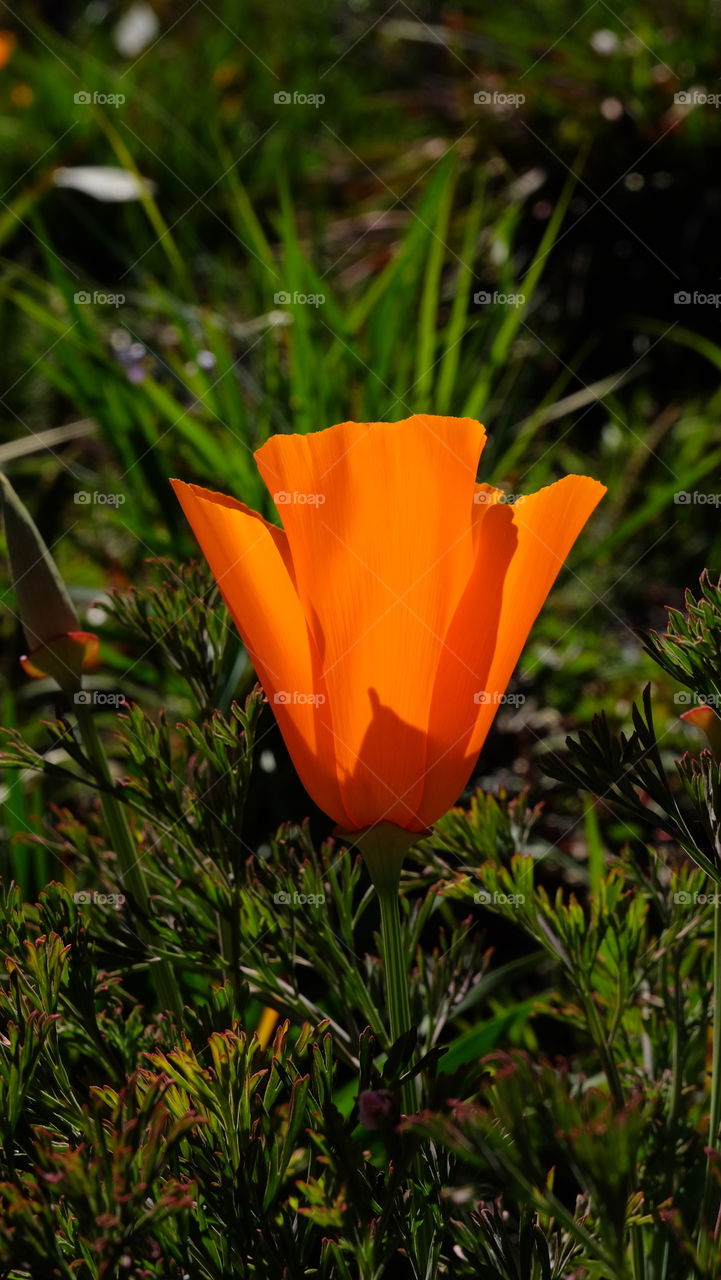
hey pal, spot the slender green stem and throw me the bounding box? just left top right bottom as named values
left=352, top=825, right=424, bottom=1116
left=668, top=961, right=684, bottom=1136
left=217, top=910, right=233, bottom=984
left=581, top=989, right=647, bottom=1277
left=658, top=959, right=683, bottom=1280
left=75, top=703, right=183, bottom=1020
left=581, top=988, right=624, bottom=1107
left=698, top=893, right=721, bottom=1260
left=631, top=1226, right=646, bottom=1280
left=377, top=884, right=416, bottom=1117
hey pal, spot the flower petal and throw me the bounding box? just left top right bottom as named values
left=170, top=479, right=351, bottom=826
left=417, top=474, right=606, bottom=825
left=255, top=415, right=488, bottom=830
left=20, top=631, right=100, bottom=685
left=681, top=705, right=721, bottom=761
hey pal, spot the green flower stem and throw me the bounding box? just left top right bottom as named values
left=345, top=823, right=429, bottom=1118
left=631, top=1227, right=646, bottom=1280
left=581, top=989, right=624, bottom=1108
left=580, top=989, right=647, bottom=1277
left=659, top=960, right=683, bottom=1280
left=698, top=892, right=721, bottom=1259
left=75, top=702, right=183, bottom=1021
left=376, top=884, right=416, bottom=1118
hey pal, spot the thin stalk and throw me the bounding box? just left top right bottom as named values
left=698, top=894, right=721, bottom=1260
left=631, top=1227, right=646, bottom=1280
left=581, top=988, right=624, bottom=1107
left=377, top=884, right=416, bottom=1117
left=581, top=989, right=647, bottom=1277
left=75, top=703, right=183, bottom=1020
left=659, top=959, right=684, bottom=1280
left=668, top=962, right=684, bottom=1135
left=218, top=910, right=233, bottom=985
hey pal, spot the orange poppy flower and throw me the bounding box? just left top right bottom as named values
left=0, top=31, right=16, bottom=71
left=681, top=704, right=721, bottom=762
left=172, top=415, right=605, bottom=837
left=20, top=631, right=100, bottom=686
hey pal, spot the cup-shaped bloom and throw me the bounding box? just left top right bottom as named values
left=1, top=473, right=99, bottom=695
left=172, top=415, right=605, bottom=837
left=681, top=704, right=721, bottom=762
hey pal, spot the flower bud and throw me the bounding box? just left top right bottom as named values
left=681, top=704, right=721, bottom=763
left=0, top=473, right=98, bottom=695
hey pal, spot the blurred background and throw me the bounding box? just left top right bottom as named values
left=1, top=0, right=720, bottom=880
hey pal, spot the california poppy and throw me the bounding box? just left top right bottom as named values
left=172, top=415, right=604, bottom=847
left=681, top=704, right=721, bottom=762
left=0, top=31, right=16, bottom=72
